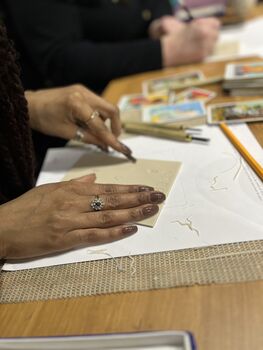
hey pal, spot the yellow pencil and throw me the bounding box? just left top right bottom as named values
left=220, top=123, right=263, bottom=181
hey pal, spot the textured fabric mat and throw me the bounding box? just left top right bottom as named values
left=1, top=240, right=263, bottom=304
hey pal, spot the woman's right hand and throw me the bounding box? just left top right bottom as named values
left=0, top=174, right=165, bottom=260
left=161, top=18, right=220, bottom=66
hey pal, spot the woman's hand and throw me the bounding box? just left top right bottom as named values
left=149, top=16, right=185, bottom=39
left=26, top=85, right=132, bottom=157
left=160, top=17, right=220, bottom=66
left=0, top=175, right=165, bottom=260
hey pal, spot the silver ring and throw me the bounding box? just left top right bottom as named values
left=90, top=195, right=105, bottom=211
left=74, top=128, right=85, bottom=142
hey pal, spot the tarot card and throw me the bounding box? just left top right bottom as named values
left=225, top=62, right=263, bottom=80
left=207, top=100, right=263, bottom=124
left=169, top=88, right=216, bottom=104
left=142, top=101, right=206, bottom=124
left=118, top=93, right=168, bottom=111
left=142, top=71, right=205, bottom=96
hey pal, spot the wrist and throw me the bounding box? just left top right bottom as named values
left=161, top=36, right=177, bottom=67
left=25, top=90, right=40, bottom=130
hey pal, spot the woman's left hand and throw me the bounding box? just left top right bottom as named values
left=26, top=85, right=131, bottom=155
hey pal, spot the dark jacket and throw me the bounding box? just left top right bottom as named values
left=3, top=0, right=173, bottom=91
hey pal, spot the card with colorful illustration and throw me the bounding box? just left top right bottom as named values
left=142, top=71, right=205, bottom=96
left=225, top=62, right=263, bottom=80
left=207, top=100, right=263, bottom=124
left=142, top=101, right=206, bottom=124
left=169, top=87, right=216, bottom=104
left=118, top=93, right=168, bottom=111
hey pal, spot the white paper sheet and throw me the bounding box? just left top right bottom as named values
left=207, top=16, right=263, bottom=61
left=3, top=124, right=263, bottom=271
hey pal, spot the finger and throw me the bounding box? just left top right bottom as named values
left=75, top=204, right=159, bottom=229
left=64, top=225, right=138, bottom=249
left=81, top=89, right=122, bottom=137
left=64, top=181, right=155, bottom=196
left=73, top=173, right=96, bottom=184
left=96, top=105, right=121, bottom=137
left=72, top=191, right=165, bottom=213
left=72, top=126, right=107, bottom=147
left=69, top=93, right=127, bottom=154
left=194, top=17, right=221, bottom=29
left=86, top=115, right=130, bottom=155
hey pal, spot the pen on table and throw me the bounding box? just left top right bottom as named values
left=220, top=123, right=263, bottom=181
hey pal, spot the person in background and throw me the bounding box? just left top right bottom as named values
left=2, top=0, right=220, bottom=92
left=0, top=24, right=165, bottom=261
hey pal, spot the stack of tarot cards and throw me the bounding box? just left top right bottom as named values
left=118, top=71, right=216, bottom=125
left=223, top=62, right=263, bottom=96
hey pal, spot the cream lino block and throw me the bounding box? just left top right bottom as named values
left=63, top=153, right=182, bottom=227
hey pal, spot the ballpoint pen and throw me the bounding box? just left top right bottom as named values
left=177, top=0, right=194, bottom=21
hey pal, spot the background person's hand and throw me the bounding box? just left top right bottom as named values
left=0, top=174, right=165, bottom=260
left=149, top=16, right=185, bottom=39
left=26, top=85, right=132, bottom=157
left=161, top=17, right=220, bottom=66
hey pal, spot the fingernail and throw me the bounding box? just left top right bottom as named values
left=120, top=142, right=132, bottom=155
left=97, top=145, right=109, bottom=153
left=139, top=186, right=154, bottom=192
left=150, top=191, right=166, bottom=203
left=142, top=204, right=159, bottom=217
left=122, top=225, right=138, bottom=235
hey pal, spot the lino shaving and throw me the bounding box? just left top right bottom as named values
left=172, top=218, right=200, bottom=237
left=87, top=249, right=125, bottom=273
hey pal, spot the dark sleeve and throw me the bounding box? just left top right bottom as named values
left=50, top=38, right=162, bottom=91
left=4, top=0, right=168, bottom=91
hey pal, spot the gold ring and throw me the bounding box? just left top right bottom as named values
left=86, top=110, right=99, bottom=124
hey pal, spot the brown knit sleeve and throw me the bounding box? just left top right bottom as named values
left=0, top=23, right=35, bottom=203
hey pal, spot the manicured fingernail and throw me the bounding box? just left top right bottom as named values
left=139, top=186, right=154, bottom=192
left=143, top=204, right=159, bottom=217
left=150, top=191, right=166, bottom=203
left=122, top=225, right=138, bottom=235
left=120, top=142, right=132, bottom=155
left=97, top=145, right=109, bottom=153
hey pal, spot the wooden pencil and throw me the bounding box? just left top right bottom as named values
left=220, top=123, right=263, bottom=181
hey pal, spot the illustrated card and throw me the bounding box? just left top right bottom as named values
left=118, top=93, right=168, bottom=111
left=63, top=153, right=182, bottom=227
left=142, top=101, right=206, bottom=124
left=169, top=88, right=216, bottom=104
left=225, top=62, right=263, bottom=80
left=207, top=100, right=263, bottom=124
left=142, top=71, right=205, bottom=96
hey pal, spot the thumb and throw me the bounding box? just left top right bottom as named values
left=73, top=173, right=97, bottom=183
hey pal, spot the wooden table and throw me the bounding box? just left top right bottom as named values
left=1, top=23, right=263, bottom=350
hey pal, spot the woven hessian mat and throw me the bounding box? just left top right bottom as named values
left=1, top=240, right=263, bottom=304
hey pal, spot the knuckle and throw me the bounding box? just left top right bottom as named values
left=130, top=208, right=141, bottom=221
left=71, top=84, right=85, bottom=93
left=99, top=212, right=113, bottom=225
left=107, top=104, right=120, bottom=118
left=87, top=230, right=99, bottom=243
left=108, top=228, right=120, bottom=239
left=137, top=192, right=148, bottom=205
left=48, top=212, right=67, bottom=233
left=106, top=195, right=120, bottom=209
left=103, top=185, right=118, bottom=194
